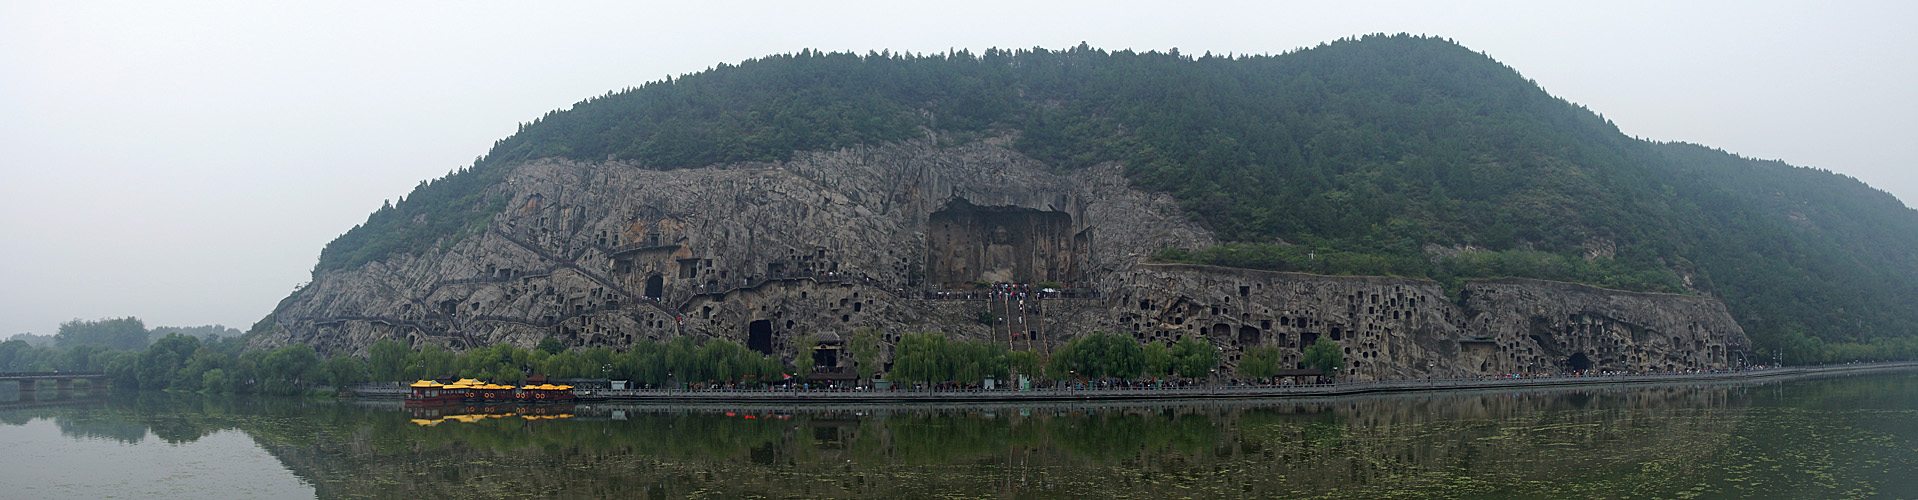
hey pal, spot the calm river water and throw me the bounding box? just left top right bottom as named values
left=2, top=370, right=1915, bottom=499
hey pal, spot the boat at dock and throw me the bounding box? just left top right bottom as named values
left=404, top=378, right=576, bottom=406
left=404, top=380, right=462, bottom=406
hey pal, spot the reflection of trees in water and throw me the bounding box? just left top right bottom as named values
left=1685, top=373, right=1918, bottom=498
left=882, top=413, right=1045, bottom=464
left=1220, top=386, right=1752, bottom=499
left=2, top=392, right=254, bottom=444
left=56, top=417, right=149, bottom=443
left=1759, top=370, right=1918, bottom=410
left=845, top=409, right=1220, bottom=466
left=0, top=410, right=33, bottom=426
left=233, top=387, right=1758, bottom=498
left=26, top=377, right=1917, bottom=499
left=1049, top=410, right=1219, bottom=462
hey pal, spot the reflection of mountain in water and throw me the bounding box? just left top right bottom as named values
left=255, top=385, right=1763, bottom=499
left=4, top=373, right=1913, bottom=499
left=1237, top=386, right=1750, bottom=498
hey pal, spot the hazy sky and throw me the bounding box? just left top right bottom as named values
left=2, top=1, right=1913, bottom=337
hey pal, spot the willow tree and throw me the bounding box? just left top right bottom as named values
left=1303, top=337, right=1344, bottom=380
left=1237, top=345, right=1286, bottom=380
left=793, top=333, right=817, bottom=379
left=850, top=328, right=883, bottom=381
left=1170, top=336, right=1218, bottom=379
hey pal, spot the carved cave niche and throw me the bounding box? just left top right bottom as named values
left=925, top=199, right=1085, bottom=286
left=1238, top=325, right=1261, bottom=346
left=1568, top=352, right=1594, bottom=371
left=747, top=319, right=775, bottom=355
left=644, top=275, right=664, bottom=299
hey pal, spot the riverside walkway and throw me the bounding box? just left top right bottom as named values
left=352, top=361, right=1917, bottom=403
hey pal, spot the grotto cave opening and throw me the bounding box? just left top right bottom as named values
left=747, top=320, right=774, bottom=355
left=644, top=275, right=664, bottom=299
left=1568, top=352, right=1594, bottom=371
left=926, top=199, right=1085, bottom=287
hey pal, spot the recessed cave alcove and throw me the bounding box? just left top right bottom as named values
left=1238, top=326, right=1261, bottom=345
left=926, top=199, right=1086, bottom=286
left=747, top=320, right=774, bottom=355
left=1568, top=352, right=1593, bottom=371
left=644, top=275, right=664, bottom=299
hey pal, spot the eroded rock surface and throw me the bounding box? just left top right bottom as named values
left=261, top=138, right=1750, bottom=380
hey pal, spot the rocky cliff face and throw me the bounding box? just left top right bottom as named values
left=1101, top=265, right=1749, bottom=379
left=261, top=137, right=1750, bottom=380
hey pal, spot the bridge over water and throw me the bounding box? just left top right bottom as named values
left=0, top=371, right=109, bottom=395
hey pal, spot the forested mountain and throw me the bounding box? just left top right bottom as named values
left=314, top=34, right=1918, bottom=363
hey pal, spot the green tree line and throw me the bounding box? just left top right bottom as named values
left=865, top=330, right=1228, bottom=385
left=8, top=328, right=1912, bottom=396
left=27, top=317, right=246, bottom=353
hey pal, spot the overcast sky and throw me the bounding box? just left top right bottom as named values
left=1, top=1, right=1913, bottom=337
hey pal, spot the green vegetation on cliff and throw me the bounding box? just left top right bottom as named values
left=311, top=34, right=1918, bottom=362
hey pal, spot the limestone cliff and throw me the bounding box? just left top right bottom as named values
left=261, top=137, right=1750, bottom=380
